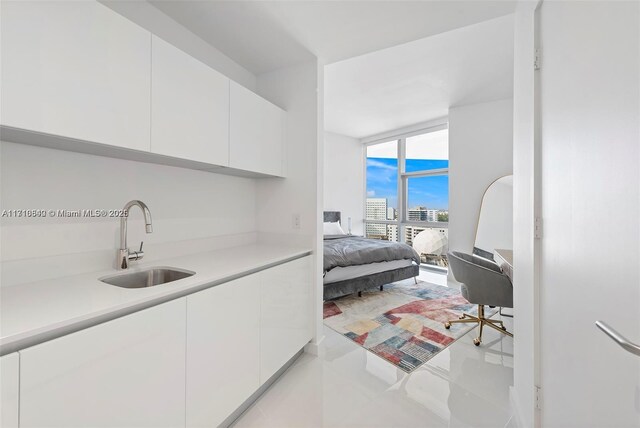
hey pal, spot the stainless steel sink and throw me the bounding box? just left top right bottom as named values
left=100, top=267, right=195, bottom=289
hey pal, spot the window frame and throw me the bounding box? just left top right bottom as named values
left=364, top=122, right=449, bottom=244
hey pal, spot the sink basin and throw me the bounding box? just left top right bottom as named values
left=100, top=267, right=195, bottom=289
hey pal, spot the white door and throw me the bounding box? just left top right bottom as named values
left=539, top=2, right=640, bottom=427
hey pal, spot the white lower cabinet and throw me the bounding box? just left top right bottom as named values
left=259, top=256, right=312, bottom=383
left=0, top=353, right=19, bottom=428
left=185, top=256, right=312, bottom=426
left=186, top=274, right=260, bottom=427
left=19, top=299, right=187, bottom=428
left=13, top=256, right=311, bottom=428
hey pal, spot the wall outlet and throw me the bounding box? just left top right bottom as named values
left=292, top=213, right=301, bottom=230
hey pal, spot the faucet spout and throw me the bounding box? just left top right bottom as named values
left=118, top=200, right=153, bottom=269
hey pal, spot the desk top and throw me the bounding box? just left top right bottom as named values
left=494, top=249, right=513, bottom=267
left=494, top=249, right=513, bottom=282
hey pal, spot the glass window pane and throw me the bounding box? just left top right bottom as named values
left=405, top=129, right=448, bottom=173
left=365, top=223, right=398, bottom=242
left=406, top=175, right=449, bottom=222
left=366, top=140, right=397, bottom=220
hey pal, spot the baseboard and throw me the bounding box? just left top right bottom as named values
left=304, top=335, right=325, bottom=357
left=223, top=348, right=305, bottom=427
left=508, top=386, right=525, bottom=428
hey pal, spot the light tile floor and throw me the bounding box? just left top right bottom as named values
left=234, top=271, right=514, bottom=428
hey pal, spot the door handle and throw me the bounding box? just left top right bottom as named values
left=595, top=321, right=640, bottom=357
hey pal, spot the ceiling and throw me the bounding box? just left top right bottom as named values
left=325, top=14, right=515, bottom=138
left=149, top=1, right=517, bottom=75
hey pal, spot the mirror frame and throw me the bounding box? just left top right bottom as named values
left=472, top=174, right=513, bottom=260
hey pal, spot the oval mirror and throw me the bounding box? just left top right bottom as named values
left=473, top=175, right=513, bottom=261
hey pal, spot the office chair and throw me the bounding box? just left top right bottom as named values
left=444, top=251, right=513, bottom=346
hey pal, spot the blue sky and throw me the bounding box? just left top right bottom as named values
left=366, top=157, right=449, bottom=210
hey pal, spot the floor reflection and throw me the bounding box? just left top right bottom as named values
left=234, top=278, right=514, bottom=428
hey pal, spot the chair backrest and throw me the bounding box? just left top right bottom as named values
left=448, top=251, right=513, bottom=307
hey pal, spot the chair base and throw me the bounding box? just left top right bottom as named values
left=444, top=304, right=513, bottom=346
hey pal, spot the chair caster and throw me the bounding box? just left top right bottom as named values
left=444, top=322, right=451, bottom=329
left=458, top=314, right=465, bottom=320
left=501, top=325, right=507, bottom=331
left=473, top=338, right=481, bottom=346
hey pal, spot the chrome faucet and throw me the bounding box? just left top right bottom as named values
left=118, top=200, right=153, bottom=269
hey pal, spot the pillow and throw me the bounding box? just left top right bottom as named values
left=323, top=221, right=346, bottom=235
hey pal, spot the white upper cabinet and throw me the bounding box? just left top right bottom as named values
left=19, top=299, right=187, bottom=428
left=0, top=353, right=19, bottom=428
left=186, top=275, right=260, bottom=427
left=1, top=1, right=287, bottom=177
left=151, top=36, right=230, bottom=165
left=230, top=81, right=286, bottom=177
left=0, top=1, right=151, bottom=151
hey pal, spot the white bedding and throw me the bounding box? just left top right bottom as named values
left=323, top=259, right=414, bottom=284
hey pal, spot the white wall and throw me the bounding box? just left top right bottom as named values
left=323, top=132, right=364, bottom=235
left=100, top=0, right=256, bottom=91
left=254, top=60, right=322, bottom=346
left=448, top=98, right=513, bottom=256
left=0, top=142, right=257, bottom=286
left=539, top=2, right=639, bottom=427
left=255, top=60, right=319, bottom=248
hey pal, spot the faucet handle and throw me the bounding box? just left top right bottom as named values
left=129, top=241, right=145, bottom=262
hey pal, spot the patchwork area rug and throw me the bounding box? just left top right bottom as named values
left=323, top=279, right=497, bottom=372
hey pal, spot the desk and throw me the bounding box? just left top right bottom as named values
left=494, top=249, right=513, bottom=282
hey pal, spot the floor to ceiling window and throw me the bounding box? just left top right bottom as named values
left=365, top=124, right=449, bottom=269
left=365, top=140, right=398, bottom=241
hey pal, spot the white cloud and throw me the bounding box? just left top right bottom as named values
left=366, top=159, right=398, bottom=171
left=367, top=190, right=376, bottom=197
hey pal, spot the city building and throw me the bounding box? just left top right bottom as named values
left=365, top=198, right=388, bottom=238
left=408, top=206, right=440, bottom=222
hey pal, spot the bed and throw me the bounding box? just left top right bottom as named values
left=323, top=211, right=421, bottom=300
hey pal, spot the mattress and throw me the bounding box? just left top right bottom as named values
left=323, top=259, right=414, bottom=284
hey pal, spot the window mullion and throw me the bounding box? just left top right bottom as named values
left=398, top=138, right=406, bottom=243
left=401, top=168, right=449, bottom=179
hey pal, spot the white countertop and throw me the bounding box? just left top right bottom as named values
left=0, top=243, right=312, bottom=355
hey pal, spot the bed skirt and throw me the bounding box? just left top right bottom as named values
left=323, top=264, right=419, bottom=301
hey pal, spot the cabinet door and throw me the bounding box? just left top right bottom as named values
left=19, top=299, right=186, bottom=428
left=260, top=256, right=312, bottom=383
left=0, top=1, right=151, bottom=151
left=0, top=353, right=19, bottom=428
left=186, top=275, right=260, bottom=427
left=229, top=81, right=285, bottom=176
left=151, top=36, right=230, bottom=165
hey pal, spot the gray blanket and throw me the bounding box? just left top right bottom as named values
left=323, top=235, right=420, bottom=272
